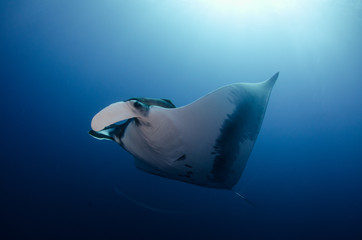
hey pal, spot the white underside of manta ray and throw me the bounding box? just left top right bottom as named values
left=90, top=73, right=278, bottom=190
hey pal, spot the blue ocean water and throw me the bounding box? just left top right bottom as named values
left=1, top=1, right=361, bottom=239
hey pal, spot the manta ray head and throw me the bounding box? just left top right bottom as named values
left=89, top=98, right=175, bottom=142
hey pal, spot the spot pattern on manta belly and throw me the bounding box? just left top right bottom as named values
left=176, top=154, right=186, bottom=161
left=178, top=171, right=194, bottom=180
left=208, top=96, right=260, bottom=187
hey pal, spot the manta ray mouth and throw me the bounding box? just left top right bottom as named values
left=89, top=119, right=133, bottom=141
left=101, top=119, right=129, bottom=130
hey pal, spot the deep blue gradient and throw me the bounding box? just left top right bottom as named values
left=1, top=1, right=361, bottom=239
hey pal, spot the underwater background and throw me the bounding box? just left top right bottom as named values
left=1, top=0, right=362, bottom=239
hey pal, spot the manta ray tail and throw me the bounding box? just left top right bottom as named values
left=113, top=183, right=184, bottom=214
left=233, top=191, right=256, bottom=207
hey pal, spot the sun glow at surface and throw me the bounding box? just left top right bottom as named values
left=171, top=0, right=337, bottom=30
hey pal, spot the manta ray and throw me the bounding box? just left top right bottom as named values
left=90, top=73, right=278, bottom=190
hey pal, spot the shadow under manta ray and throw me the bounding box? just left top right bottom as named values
left=90, top=73, right=278, bottom=199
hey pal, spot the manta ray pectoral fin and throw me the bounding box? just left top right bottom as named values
left=161, top=99, right=176, bottom=108
left=258, top=72, right=279, bottom=92
left=91, top=102, right=138, bottom=131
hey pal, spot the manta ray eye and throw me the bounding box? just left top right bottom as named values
left=133, top=101, right=142, bottom=109
left=131, top=100, right=150, bottom=115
